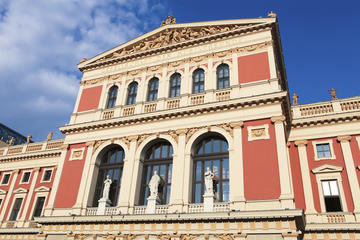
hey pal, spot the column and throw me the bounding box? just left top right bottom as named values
left=169, top=129, right=187, bottom=212
left=229, top=121, right=245, bottom=210
left=18, top=168, right=40, bottom=225
left=0, top=170, right=19, bottom=224
left=182, top=152, right=192, bottom=210
left=294, top=140, right=316, bottom=214
left=118, top=135, right=138, bottom=214
left=72, top=142, right=94, bottom=215
left=44, top=145, right=68, bottom=216
left=337, top=135, right=360, bottom=221
left=271, top=116, right=294, bottom=209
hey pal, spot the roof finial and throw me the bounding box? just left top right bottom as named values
left=268, top=11, right=277, bottom=18
left=161, top=15, right=176, bottom=26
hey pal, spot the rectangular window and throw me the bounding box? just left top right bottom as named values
left=322, top=180, right=342, bottom=212
left=1, top=173, right=11, bottom=185
left=316, top=143, right=332, bottom=158
left=33, top=197, right=46, bottom=218
left=21, top=172, right=31, bottom=183
left=42, top=170, right=52, bottom=182
left=0, top=199, right=3, bottom=207
left=9, top=198, right=23, bottom=221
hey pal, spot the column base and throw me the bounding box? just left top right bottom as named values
left=146, top=196, right=159, bottom=214
left=97, top=198, right=111, bottom=215
left=203, top=193, right=214, bottom=212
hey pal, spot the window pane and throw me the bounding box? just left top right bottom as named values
left=222, top=181, right=229, bottom=202
left=204, top=140, right=211, bottom=153
left=195, top=183, right=201, bottom=203
left=213, top=160, right=220, bottom=178
left=159, top=165, right=166, bottom=179
left=109, top=151, right=116, bottom=163
left=154, top=147, right=161, bottom=159
left=169, top=146, right=173, bottom=157
left=166, top=185, right=171, bottom=204
left=168, top=164, right=172, bottom=183
left=33, top=197, right=45, bottom=217
left=161, top=145, right=168, bottom=158
left=329, top=181, right=339, bottom=196
left=213, top=139, right=220, bottom=152
left=195, top=161, right=202, bottom=181
left=223, top=158, right=229, bottom=179
left=322, top=181, right=331, bottom=196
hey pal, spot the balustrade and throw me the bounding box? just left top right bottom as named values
left=123, top=106, right=135, bottom=116
left=102, top=110, right=114, bottom=119
left=144, top=103, right=157, bottom=113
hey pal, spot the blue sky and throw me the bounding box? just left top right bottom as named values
left=0, top=0, right=359, bottom=142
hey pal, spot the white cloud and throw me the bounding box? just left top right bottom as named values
left=0, top=0, right=166, bottom=141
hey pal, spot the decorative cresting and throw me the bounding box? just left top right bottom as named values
left=80, top=41, right=273, bottom=87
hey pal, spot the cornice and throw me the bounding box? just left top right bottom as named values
left=80, top=22, right=274, bottom=72
left=60, top=92, right=286, bottom=135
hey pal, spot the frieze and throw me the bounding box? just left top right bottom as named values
left=80, top=41, right=272, bottom=87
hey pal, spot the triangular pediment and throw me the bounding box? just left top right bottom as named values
left=13, top=187, right=28, bottom=194
left=0, top=189, right=7, bottom=195
left=79, top=17, right=276, bottom=69
left=311, top=164, right=343, bottom=174
left=35, top=186, right=50, bottom=192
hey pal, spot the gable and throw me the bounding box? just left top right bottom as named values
left=35, top=186, right=51, bottom=192
left=311, top=164, right=343, bottom=174
left=79, top=17, right=276, bottom=70
left=13, top=187, right=28, bottom=194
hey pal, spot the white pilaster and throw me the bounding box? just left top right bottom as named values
left=271, top=116, right=294, bottom=209
left=229, top=121, right=245, bottom=210
left=0, top=170, right=19, bottom=222
left=294, top=140, right=316, bottom=214
left=18, top=168, right=40, bottom=222
left=337, top=135, right=360, bottom=221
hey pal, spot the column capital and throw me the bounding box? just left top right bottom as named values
left=337, top=135, right=351, bottom=143
left=294, top=140, right=308, bottom=147
left=33, top=167, right=41, bottom=172
left=271, top=115, right=286, bottom=124
left=128, top=135, right=138, bottom=142
left=86, top=141, right=96, bottom=147
left=175, top=128, right=188, bottom=136
left=230, top=121, right=244, bottom=129
left=61, top=144, right=69, bottom=150
left=12, top=169, right=19, bottom=174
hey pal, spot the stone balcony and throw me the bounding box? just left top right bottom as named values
left=292, top=96, right=360, bottom=119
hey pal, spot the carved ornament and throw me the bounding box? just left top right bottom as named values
left=337, top=135, right=351, bottom=143
left=161, top=15, right=176, bottom=26
left=93, top=140, right=106, bottom=153
left=180, top=235, right=197, bottom=240
left=294, top=140, right=308, bottom=147
left=251, top=128, right=266, bottom=138
left=216, top=234, right=235, bottom=240
left=137, top=134, right=150, bottom=147
left=271, top=115, right=286, bottom=124
left=229, top=121, right=244, bottom=129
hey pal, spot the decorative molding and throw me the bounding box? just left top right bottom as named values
left=337, top=135, right=351, bottom=143
left=13, top=187, right=28, bottom=194
left=229, top=121, right=244, bottom=129
left=69, top=147, right=85, bottom=161
left=0, top=189, right=7, bottom=195
left=247, top=124, right=269, bottom=141
left=312, top=139, right=336, bottom=161
left=271, top=115, right=286, bottom=124
left=311, top=164, right=343, bottom=174
left=35, top=186, right=51, bottom=192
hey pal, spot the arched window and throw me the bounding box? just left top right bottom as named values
left=147, top=77, right=159, bottom=101
left=169, top=73, right=181, bottom=98
left=93, top=145, right=125, bottom=206
left=106, top=86, right=118, bottom=109
left=192, top=69, right=205, bottom=94
left=127, top=82, right=138, bottom=105
left=217, top=64, right=230, bottom=89
left=139, top=141, right=173, bottom=205
left=192, top=135, right=229, bottom=203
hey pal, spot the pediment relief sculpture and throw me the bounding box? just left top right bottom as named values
left=94, top=24, right=252, bottom=64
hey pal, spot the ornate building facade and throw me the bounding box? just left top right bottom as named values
left=0, top=15, right=359, bottom=240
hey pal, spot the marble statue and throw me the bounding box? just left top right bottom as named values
left=148, top=171, right=161, bottom=197
left=102, top=175, right=112, bottom=200
left=204, top=167, right=215, bottom=195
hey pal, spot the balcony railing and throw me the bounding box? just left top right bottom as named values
left=292, top=96, right=360, bottom=118
left=0, top=139, right=64, bottom=157
left=102, top=109, right=114, bottom=119
left=216, top=89, right=231, bottom=101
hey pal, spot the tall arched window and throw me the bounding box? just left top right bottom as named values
left=127, top=82, right=138, bottom=105
left=147, top=77, right=159, bottom=101
left=192, top=69, right=205, bottom=94
left=192, top=135, right=229, bottom=203
left=217, top=64, right=230, bottom=89
left=139, top=141, right=173, bottom=205
left=169, top=73, right=181, bottom=98
left=93, top=145, right=125, bottom=207
left=106, top=86, right=118, bottom=109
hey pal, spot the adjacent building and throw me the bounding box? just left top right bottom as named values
left=0, top=15, right=359, bottom=240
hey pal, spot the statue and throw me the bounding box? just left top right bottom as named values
left=161, top=15, right=176, bottom=26
left=148, top=171, right=161, bottom=197
left=204, top=167, right=215, bottom=195
left=8, top=137, right=14, bottom=146
left=102, top=175, right=112, bottom=200
left=329, top=88, right=337, bottom=100
left=268, top=11, right=277, bottom=17
left=47, top=131, right=53, bottom=141
left=292, top=93, right=298, bottom=105
left=26, top=134, right=32, bottom=144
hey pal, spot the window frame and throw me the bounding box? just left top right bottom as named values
left=1, top=172, right=11, bottom=186
left=216, top=63, right=230, bottom=90
left=8, top=196, right=24, bottom=221
left=138, top=141, right=173, bottom=206
left=105, top=85, right=118, bottom=109
left=147, top=77, right=159, bottom=102
left=126, top=82, right=138, bottom=105
left=192, top=68, right=205, bottom=94
left=29, top=186, right=50, bottom=219
left=20, top=170, right=32, bottom=184
left=192, top=136, right=229, bottom=203
left=40, top=168, right=54, bottom=183
left=169, top=73, right=181, bottom=98
left=312, top=140, right=336, bottom=160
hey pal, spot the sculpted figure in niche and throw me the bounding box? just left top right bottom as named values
left=204, top=167, right=215, bottom=195
left=102, top=175, right=112, bottom=200
left=148, top=171, right=162, bottom=197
